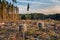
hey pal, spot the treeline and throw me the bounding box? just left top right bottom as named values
left=19, top=13, right=60, bottom=20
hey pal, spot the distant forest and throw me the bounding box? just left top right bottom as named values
left=19, top=13, right=60, bottom=21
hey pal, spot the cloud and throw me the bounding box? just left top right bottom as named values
left=35, top=5, right=60, bottom=14
left=14, top=0, right=60, bottom=14
left=18, top=5, right=60, bottom=14
left=51, top=0, right=60, bottom=3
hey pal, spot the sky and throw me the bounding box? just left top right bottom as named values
left=7, top=0, right=60, bottom=14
